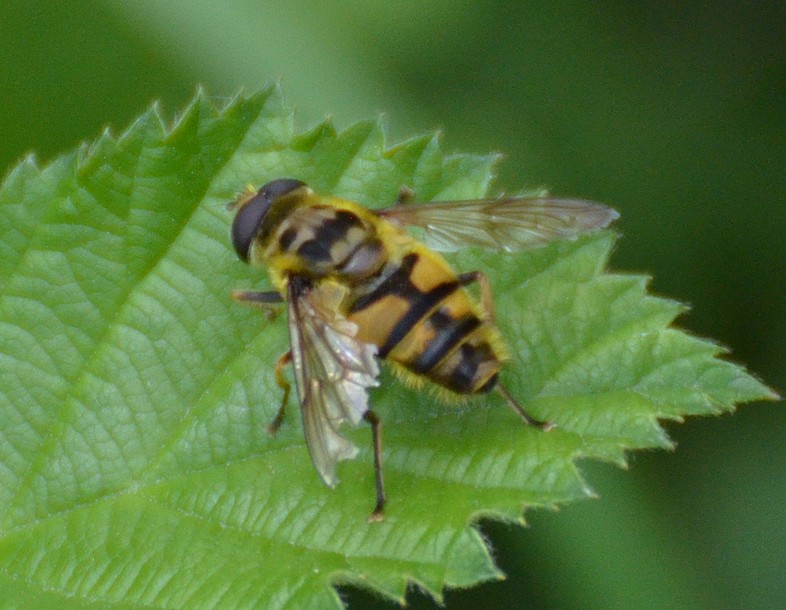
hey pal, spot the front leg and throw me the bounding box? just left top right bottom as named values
left=231, top=289, right=284, bottom=320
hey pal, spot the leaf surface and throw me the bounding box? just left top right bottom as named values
left=0, top=88, right=775, bottom=608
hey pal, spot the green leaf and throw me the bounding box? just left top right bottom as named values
left=0, top=87, right=776, bottom=609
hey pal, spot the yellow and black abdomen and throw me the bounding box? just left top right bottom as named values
left=347, top=245, right=504, bottom=396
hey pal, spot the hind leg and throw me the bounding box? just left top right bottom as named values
left=457, top=270, right=495, bottom=322
left=455, top=273, right=554, bottom=430
left=495, top=382, right=554, bottom=431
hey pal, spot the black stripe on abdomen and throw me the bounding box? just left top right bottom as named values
left=378, top=281, right=460, bottom=357
left=447, top=341, right=497, bottom=393
left=349, top=253, right=419, bottom=313
left=349, top=253, right=461, bottom=358
left=409, top=314, right=481, bottom=374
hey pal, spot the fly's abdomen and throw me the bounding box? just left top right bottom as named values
left=348, top=249, right=503, bottom=395
left=402, top=297, right=502, bottom=393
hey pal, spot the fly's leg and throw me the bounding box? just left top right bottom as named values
left=231, top=289, right=284, bottom=304
left=364, top=410, right=387, bottom=522
left=495, top=382, right=555, bottom=431
left=266, top=351, right=293, bottom=435
left=394, top=184, right=415, bottom=206
left=457, top=270, right=495, bottom=322
left=231, top=289, right=284, bottom=320
left=232, top=289, right=291, bottom=431
left=457, top=272, right=554, bottom=430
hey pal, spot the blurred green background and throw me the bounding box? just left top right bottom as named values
left=1, top=1, right=783, bottom=608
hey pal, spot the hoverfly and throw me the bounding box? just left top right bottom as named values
left=229, top=178, right=618, bottom=520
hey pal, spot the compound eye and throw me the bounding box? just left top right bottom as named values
left=259, top=178, right=306, bottom=201
left=231, top=178, right=306, bottom=262
left=231, top=192, right=268, bottom=262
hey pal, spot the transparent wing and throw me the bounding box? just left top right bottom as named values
left=379, top=195, right=619, bottom=252
left=287, top=278, right=380, bottom=488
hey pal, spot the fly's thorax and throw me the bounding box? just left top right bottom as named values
left=346, top=242, right=505, bottom=395
left=257, top=197, right=389, bottom=283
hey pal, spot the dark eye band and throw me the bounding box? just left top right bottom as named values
left=231, top=178, right=306, bottom=261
